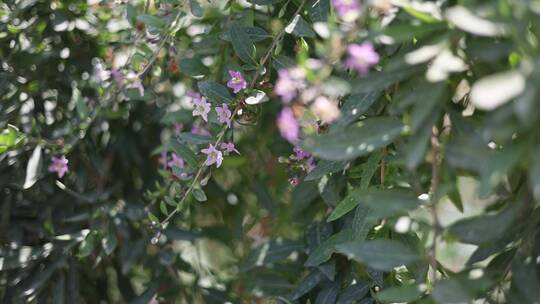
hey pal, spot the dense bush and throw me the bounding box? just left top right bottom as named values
left=2, top=0, right=540, bottom=303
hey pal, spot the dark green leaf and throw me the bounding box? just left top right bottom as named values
left=336, top=282, right=370, bottom=304
left=230, top=22, right=255, bottom=63
left=136, top=15, right=166, bottom=29
left=376, top=284, right=424, bottom=303
left=336, top=240, right=421, bottom=271
left=198, top=80, right=233, bottom=103
left=302, top=117, right=404, bottom=161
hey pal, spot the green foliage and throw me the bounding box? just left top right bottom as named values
left=2, top=0, right=540, bottom=303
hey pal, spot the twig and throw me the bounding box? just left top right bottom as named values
left=429, top=126, right=441, bottom=285
left=155, top=0, right=308, bottom=233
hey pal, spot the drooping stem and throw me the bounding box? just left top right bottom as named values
left=156, top=0, right=307, bottom=231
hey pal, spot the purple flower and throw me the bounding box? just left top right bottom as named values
left=174, top=123, right=183, bottom=136
left=306, top=157, right=316, bottom=173
left=191, top=123, right=211, bottom=136
left=226, top=70, right=247, bottom=94
left=293, top=147, right=311, bottom=160
left=126, top=71, right=145, bottom=96
left=192, top=96, right=211, bottom=122
left=332, top=0, right=361, bottom=22
left=277, top=107, right=300, bottom=144
left=48, top=156, right=69, bottom=178
left=186, top=90, right=202, bottom=100
left=167, top=153, right=185, bottom=169
left=274, top=68, right=305, bottom=103
left=345, top=42, right=380, bottom=75
left=111, top=69, right=125, bottom=87
left=158, top=152, right=168, bottom=169
left=221, top=142, right=239, bottom=156
left=93, top=63, right=110, bottom=82
left=216, top=104, right=232, bottom=127
left=201, top=144, right=224, bottom=168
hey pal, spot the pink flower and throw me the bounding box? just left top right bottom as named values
left=345, top=42, right=380, bottom=75
left=221, top=142, right=239, bottom=155
left=93, top=63, right=110, bottom=82
left=274, top=68, right=305, bottom=103
left=201, top=144, right=223, bottom=168
left=293, top=147, right=311, bottom=160
left=48, top=156, right=69, bottom=178
left=158, top=152, right=168, bottom=169
left=226, top=70, right=247, bottom=93
left=192, top=96, right=211, bottom=122
left=288, top=176, right=300, bottom=186
left=216, top=104, right=232, bottom=127
left=332, top=0, right=361, bottom=22
left=167, top=153, right=185, bottom=169
left=277, top=107, right=300, bottom=144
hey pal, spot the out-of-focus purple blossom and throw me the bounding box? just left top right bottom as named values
left=306, top=157, right=316, bottom=173
left=158, top=152, right=168, bottom=169
left=274, top=68, right=305, bottom=103
left=216, top=104, right=232, bottom=127
left=126, top=71, right=144, bottom=96
left=186, top=90, right=202, bottom=100
left=93, top=63, right=110, bottom=82
left=167, top=153, right=185, bottom=169
left=201, top=144, right=223, bottom=168
left=191, top=124, right=211, bottom=136
left=332, top=0, right=361, bottom=22
left=344, top=42, right=380, bottom=75
left=226, top=70, right=247, bottom=93
left=293, top=147, right=311, bottom=160
left=221, top=142, right=239, bottom=156
left=48, top=156, right=69, bottom=178
left=288, top=176, right=300, bottom=186
left=111, top=69, right=125, bottom=87
left=174, top=123, right=183, bottom=136
left=192, top=96, right=211, bottom=122
left=277, top=107, right=300, bottom=144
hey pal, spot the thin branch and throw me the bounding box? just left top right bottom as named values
left=155, top=0, right=308, bottom=233
left=429, top=126, right=441, bottom=285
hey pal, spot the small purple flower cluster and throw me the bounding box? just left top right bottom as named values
left=201, top=142, right=239, bottom=168
left=48, top=156, right=69, bottom=178
left=285, top=147, right=316, bottom=186
left=332, top=0, right=361, bottom=22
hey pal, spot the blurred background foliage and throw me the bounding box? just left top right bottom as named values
left=1, top=0, right=540, bottom=303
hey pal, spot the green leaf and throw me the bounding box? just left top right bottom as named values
left=360, top=152, right=382, bottom=190
left=78, top=233, right=97, bottom=258
left=192, top=188, right=207, bottom=202
left=178, top=132, right=211, bottom=145
left=350, top=65, right=424, bottom=94
left=101, top=230, right=117, bottom=256
left=23, top=145, right=42, bottom=189
left=290, top=270, right=325, bottom=300
left=198, top=80, right=233, bottom=103
left=336, top=282, right=370, bottom=304
left=189, top=0, right=204, bottom=17
left=315, top=284, right=339, bottom=304
left=136, top=15, right=166, bottom=29
left=302, top=117, right=404, bottom=161
left=220, top=26, right=270, bottom=42
left=240, top=240, right=303, bottom=271
left=328, top=188, right=419, bottom=222
left=126, top=3, right=137, bottom=26
left=448, top=203, right=518, bottom=245
left=307, top=0, right=330, bottom=22
left=170, top=141, right=199, bottom=168
left=305, top=160, right=348, bottom=181
left=0, top=124, right=23, bottom=153
left=376, top=284, right=424, bottom=303
left=330, top=92, right=380, bottom=132
left=336, top=239, right=421, bottom=271
left=179, top=58, right=208, bottom=77
left=432, top=278, right=473, bottom=304
left=287, top=15, right=315, bottom=37
left=230, top=22, right=256, bottom=63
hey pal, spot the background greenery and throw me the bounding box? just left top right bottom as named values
left=1, top=0, right=540, bottom=303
